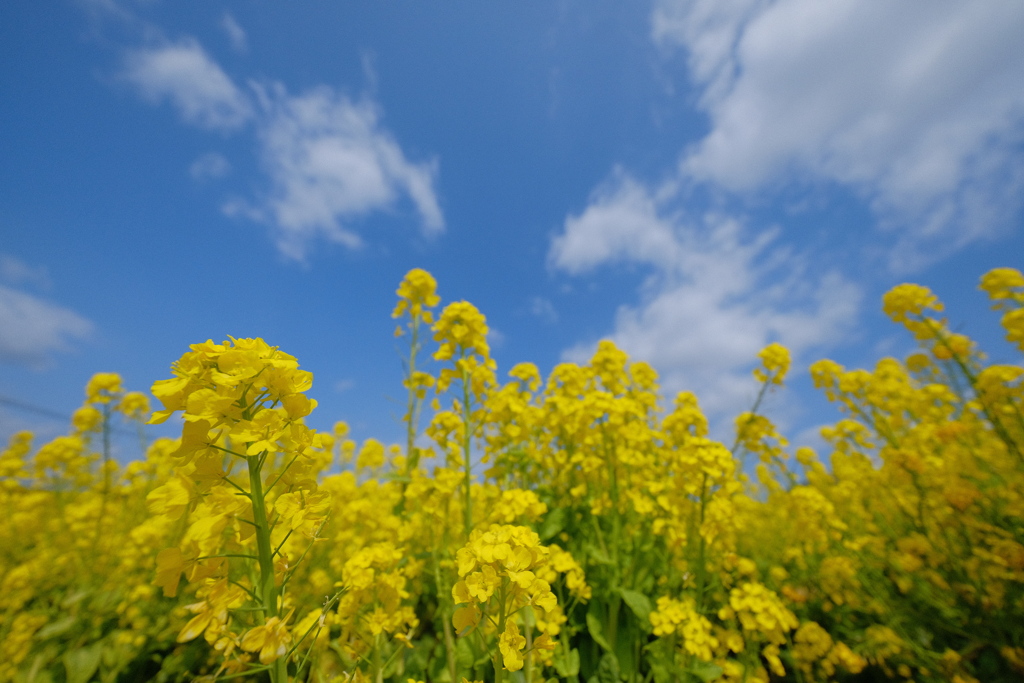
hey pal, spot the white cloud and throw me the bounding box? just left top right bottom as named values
left=221, top=12, right=248, bottom=53
left=122, top=38, right=252, bottom=131
left=233, top=83, right=443, bottom=260
left=189, top=152, right=231, bottom=180
left=0, top=286, right=93, bottom=368
left=654, top=0, right=1024, bottom=268
left=550, top=170, right=681, bottom=274
left=553, top=173, right=860, bottom=420
left=117, top=29, right=444, bottom=261
left=488, top=327, right=506, bottom=350
left=530, top=297, right=558, bottom=324
left=0, top=254, right=51, bottom=291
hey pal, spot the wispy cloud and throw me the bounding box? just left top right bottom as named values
left=530, top=297, right=558, bottom=324
left=653, top=0, right=1024, bottom=269
left=0, top=286, right=93, bottom=368
left=221, top=12, right=247, bottom=53
left=0, top=254, right=51, bottom=291
left=551, top=171, right=860, bottom=419
left=189, top=152, right=231, bottom=181
left=226, top=83, right=443, bottom=260
left=119, top=29, right=442, bottom=261
left=122, top=37, right=253, bottom=131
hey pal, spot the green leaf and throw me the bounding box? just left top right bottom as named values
left=35, top=616, right=78, bottom=641
left=539, top=507, right=566, bottom=541
left=20, top=668, right=55, bottom=683
left=587, top=652, right=620, bottom=683
left=60, top=590, right=90, bottom=608
left=553, top=646, right=580, bottom=678
left=617, top=589, right=652, bottom=623
left=648, top=661, right=671, bottom=683
left=689, top=661, right=724, bottom=683
left=19, top=652, right=55, bottom=683
left=613, top=620, right=637, bottom=679
left=585, top=543, right=612, bottom=565
left=63, top=644, right=102, bottom=683
left=586, top=611, right=611, bottom=652
left=427, top=639, right=449, bottom=683
left=455, top=636, right=475, bottom=671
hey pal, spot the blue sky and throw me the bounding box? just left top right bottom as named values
left=2, top=0, right=1023, bottom=457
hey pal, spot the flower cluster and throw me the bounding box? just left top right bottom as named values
left=452, top=525, right=558, bottom=672
left=3, top=267, right=1024, bottom=683
left=147, top=338, right=332, bottom=680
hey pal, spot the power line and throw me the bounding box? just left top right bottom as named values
left=0, top=395, right=146, bottom=437
left=0, top=395, right=73, bottom=422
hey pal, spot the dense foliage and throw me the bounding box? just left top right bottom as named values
left=2, top=267, right=1023, bottom=683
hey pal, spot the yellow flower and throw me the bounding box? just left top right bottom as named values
left=393, top=268, right=441, bottom=321
left=649, top=596, right=718, bottom=661
left=882, top=283, right=943, bottom=323
left=452, top=605, right=481, bottom=635
left=153, top=547, right=189, bottom=598
left=86, top=372, right=123, bottom=404
left=753, top=343, right=790, bottom=385
left=118, top=391, right=151, bottom=420
left=274, top=490, right=331, bottom=533
left=979, top=267, right=1024, bottom=302
left=240, top=615, right=293, bottom=664
left=356, top=438, right=386, bottom=470
left=71, top=406, right=103, bottom=433
left=499, top=619, right=526, bottom=671
left=433, top=301, right=491, bottom=362
left=146, top=477, right=193, bottom=521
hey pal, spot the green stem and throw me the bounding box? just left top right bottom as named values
left=461, top=357, right=474, bottom=537
left=373, top=633, right=384, bottom=683
left=604, top=427, right=623, bottom=648
left=695, top=473, right=709, bottom=613
left=396, top=315, right=424, bottom=515
left=90, top=402, right=114, bottom=560
left=493, top=582, right=508, bottom=683
left=432, top=547, right=458, bottom=683
left=247, top=451, right=288, bottom=683
left=525, top=617, right=534, bottom=683
left=406, top=317, right=422, bottom=474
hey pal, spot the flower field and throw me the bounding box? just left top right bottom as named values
left=1, top=268, right=1023, bottom=683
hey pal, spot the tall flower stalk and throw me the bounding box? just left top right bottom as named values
left=148, top=338, right=331, bottom=682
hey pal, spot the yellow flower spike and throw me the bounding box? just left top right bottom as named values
left=433, top=300, right=491, bottom=361
left=356, top=438, right=386, bottom=470
left=979, top=267, right=1024, bottom=304
left=932, top=332, right=973, bottom=361
left=1002, top=307, right=1024, bottom=351
left=71, top=405, right=103, bottom=433
left=117, top=391, right=151, bottom=420
left=753, top=343, right=791, bottom=385
left=393, top=268, right=441, bottom=320
left=882, top=283, right=944, bottom=323
left=86, top=372, right=124, bottom=404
